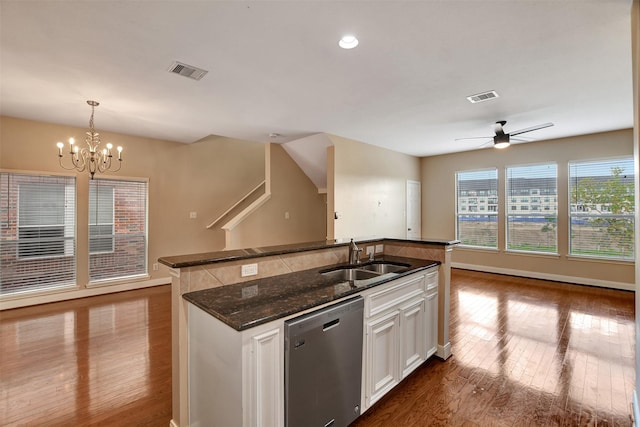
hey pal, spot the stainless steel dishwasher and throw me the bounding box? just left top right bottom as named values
left=284, top=296, right=364, bottom=427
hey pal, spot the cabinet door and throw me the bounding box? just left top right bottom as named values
left=425, top=290, right=438, bottom=359
left=400, top=298, right=426, bottom=379
left=365, top=310, right=400, bottom=408
left=248, top=328, right=282, bottom=427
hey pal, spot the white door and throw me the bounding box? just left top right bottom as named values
left=406, top=180, right=421, bottom=239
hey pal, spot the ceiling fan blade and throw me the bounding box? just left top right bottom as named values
left=454, top=136, right=493, bottom=141
left=509, top=122, right=554, bottom=137
left=480, top=140, right=494, bottom=148
left=510, top=136, right=533, bottom=142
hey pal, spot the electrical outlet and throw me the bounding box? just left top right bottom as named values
left=284, top=211, right=290, bottom=219
left=375, top=244, right=384, bottom=253
left=241, top=263, right=258, bottom=277
left=152, top=263, right=159, bottom=271
left=189, top=211, right=197, bottom=219
left=366, top=246, right=374, bottom=256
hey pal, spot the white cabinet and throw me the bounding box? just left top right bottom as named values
left=365, top=310, right=400, bottom=406
left=400, top=297, right=426, bottom=378
left=188, top=265, right=439, bottom=426
left=247, top=328, right=282, bottom=427
left=425, top=290, right=438, bottom=358
left=362, top=267, right=438, bottom=412
left=425, top=268, right=439, bottom=358
left=188, top=303, right=284, bottom=427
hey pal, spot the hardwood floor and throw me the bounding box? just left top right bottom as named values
left=353, top=270, right=635, bottom=427
left=0, top=270, right=635, bottom=426
left=0, top=286, right=172, bottom=426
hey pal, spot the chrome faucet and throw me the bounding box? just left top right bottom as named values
left=348, top=239, right=362, bottom=264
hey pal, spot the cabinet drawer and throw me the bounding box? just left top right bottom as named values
left=367, top=274, right=425, bottom=318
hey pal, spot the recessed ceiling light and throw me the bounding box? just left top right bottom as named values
left=338, top=35, right=359, bottom=49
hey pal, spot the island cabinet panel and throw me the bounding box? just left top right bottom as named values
left=425, top=289, right=439, bottom=358
left=246, top=327, right=283, bottom=427
left=188, top=304, right=244, bottom=427
left=189, top=303, right=284, bottom=427
left=361, top=269, right=438, bottom=413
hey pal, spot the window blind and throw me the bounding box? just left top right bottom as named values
left=506, top=163, right=557, bottom=254
left=89, top=184, right=114, bottom=253
left=456, top=169, right=498, bottom=248
left=1, top=173, right=76, bottom=295
left=89, top=178, right=147, bottom=282
left=569, top=157, right=634, bottom=260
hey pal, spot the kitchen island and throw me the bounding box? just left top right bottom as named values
left=159, top=237, right=458, bottom=427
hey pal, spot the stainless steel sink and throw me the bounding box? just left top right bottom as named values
left=321, top=268, right=380, bottom=281
left=320, top=261, right=410, bottom=281
left=358, top=262, right=409, bottom=274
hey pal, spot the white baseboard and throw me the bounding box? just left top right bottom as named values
left=0, top=277, right=171, bottom=310
left=436, top=342, right=452, bottom=360
left=452, top=262, right=635, bottom=291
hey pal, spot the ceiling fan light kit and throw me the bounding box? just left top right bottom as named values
left=493, top=134, right=510, bottom=149
left=456, top=120, right=554, bottom=149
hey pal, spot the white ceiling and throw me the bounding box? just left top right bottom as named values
left=0, top=0, right=633, bottom=157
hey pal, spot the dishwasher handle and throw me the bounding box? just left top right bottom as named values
left=323, top=318, right=340, bottom=331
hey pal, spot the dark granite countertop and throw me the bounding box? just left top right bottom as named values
left=159, top=237, right=458, bottom=269
left=182, top=255, right=439, bottom=331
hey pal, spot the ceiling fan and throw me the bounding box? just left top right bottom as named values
left=455, top=120, right=554, bottom=149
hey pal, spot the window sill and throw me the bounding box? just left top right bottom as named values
left=457, top=245, right=499, bottom=252
left=565, top=255, right=634, bottom=266
left=88, top=273, right=151, bottom=288
left=504, top=250, right=560, bottom=260
left=0, top=283, right=80, bottom=301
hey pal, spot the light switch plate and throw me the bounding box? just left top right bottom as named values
left=375, top=244, right=384, bottom=253
left=366, top=246, right=374, bottom=256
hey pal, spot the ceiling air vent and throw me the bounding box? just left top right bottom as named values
left=466, top=90, right=499, bottom=104
left=168, top=61, right=208, bottom=81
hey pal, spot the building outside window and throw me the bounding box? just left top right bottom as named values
left=506, top=163, right=558, bottom=254
left=89, top=178, right=148, bottom=282
left=1, top=173, right=76, bottom=295
left=569, top=157, right=634, bottom=260
left=456, top=169, right=498, bottom=248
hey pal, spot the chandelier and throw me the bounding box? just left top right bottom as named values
left=56, top=100, right=123, bottom=179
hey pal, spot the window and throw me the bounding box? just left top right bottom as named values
left=506, top=163, right=557, bottom=254
left=1, top=173, right=76, bottom=294
left=89, top=178, right=147, bottom=282
left=456, top=169, right=498, bottom=248
left=569, top=157, right=634, bottom=260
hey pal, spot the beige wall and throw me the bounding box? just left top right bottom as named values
left=421, top=128, right=634, bottom=289
left=0, top=116, right=325, bottom=306
left=230, top=144, right=326, bottom=248
left=329, top=134, right=421, bottom=240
